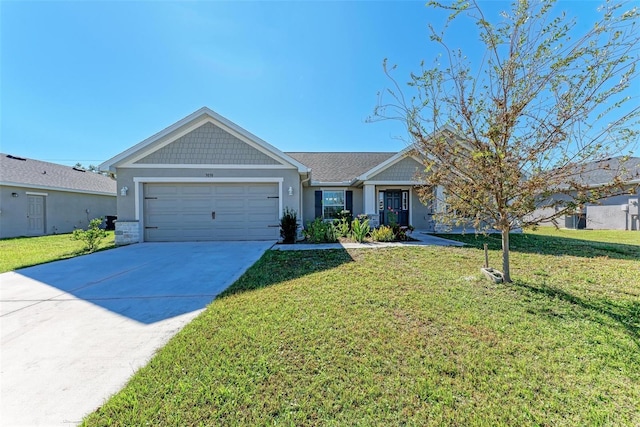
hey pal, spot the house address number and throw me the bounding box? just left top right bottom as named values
left=205, top=173, right=215, bottom=177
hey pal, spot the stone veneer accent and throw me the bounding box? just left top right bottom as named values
left=135, top=122, right=280, bottom=165
left=114, top=220, right=140, bottom=245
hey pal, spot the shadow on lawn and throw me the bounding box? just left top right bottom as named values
left=436, top=233, right=640, bottom=260
left=514, top=280, right=640, bottom=348
left=218, top=248, right=354, bottom=298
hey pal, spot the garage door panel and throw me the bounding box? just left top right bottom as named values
left=144, top=183, right=279, bottom=242
left=146, top=185, right=179, bottom=196
left=182, top=186, right=214, bottom=195
left=248, top=198, right=277, bottom=209
left=247, top=184, right=276, bottom=194
left=215, top=185, right=242, bottom=195
left=216, top=199, right=247, bottom=209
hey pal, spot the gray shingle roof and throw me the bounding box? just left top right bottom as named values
left=286, top=152, right=396, bottom=183
left=575, top=156, right=640, bottom=186
left=0, top=154, right=117, bottom=195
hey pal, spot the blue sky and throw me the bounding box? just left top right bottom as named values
left=2, top=0, right=638, bottom=167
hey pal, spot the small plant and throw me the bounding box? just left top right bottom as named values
left=386, top=207, right=398, bottom=227
left=371, top=225, right=395, bottom=242
left=393, top=224, right=415, bottom=241
left=71, top=218, right=107, bottom=253
left=333, top=210, right=353, bottom=238
left=280, top=208, right=298, bottom=244
left=350, top=217, right=370, bottom=243
left=303, top=218, right=338, bottom=243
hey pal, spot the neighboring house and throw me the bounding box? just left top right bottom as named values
left=0, top=154, right=117, bottom=239
left=532, top=156, right=640, bottom=231
left=99, top=107, right=439, bottom=244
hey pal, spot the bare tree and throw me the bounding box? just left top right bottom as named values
left=373, top=0, right=639, bottom=282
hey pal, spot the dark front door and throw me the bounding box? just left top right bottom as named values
left=379, top=190, right=409, bottom=226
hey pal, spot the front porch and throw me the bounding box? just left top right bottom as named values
left=362, top=184, right=437, bottom=231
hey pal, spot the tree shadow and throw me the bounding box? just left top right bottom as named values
left=513, top=279, right=640, bottom=348
left=217, top=249, right=355, bottom=299
left=436, top=233, right=640, bottom=260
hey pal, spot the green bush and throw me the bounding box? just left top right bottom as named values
left=279, top=208, right=298, bottom=244
left=371, top=225, right=395, bottom=242
left=303, top=218, right=338, bottom=243
left=350, top=217, right=370, bottom=243
left=333, top=210, right=353, bottom=238
left=71, top=218, right=107, bottom=253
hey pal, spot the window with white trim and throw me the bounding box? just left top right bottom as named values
left=323, top=190, right=345, bottom=219
left=402, top=191, right=408, bottom=211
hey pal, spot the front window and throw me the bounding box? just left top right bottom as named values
left=323, top=190, right=345, bottom=219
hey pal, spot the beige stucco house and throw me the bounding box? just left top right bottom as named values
left=100, top=107, right=439, bottom=244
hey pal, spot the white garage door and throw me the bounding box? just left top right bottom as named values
left=143, top=183, right=280, bottom=241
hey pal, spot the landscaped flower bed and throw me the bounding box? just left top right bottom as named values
left=301, top=211, right=416, bottom=244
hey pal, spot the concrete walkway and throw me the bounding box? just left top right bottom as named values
left=0, top=241, right=274, bottom=427
left=272, top=230, right=465, bottom=251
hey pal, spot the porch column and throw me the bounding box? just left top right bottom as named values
left=363, top=184, right=379, bottom=227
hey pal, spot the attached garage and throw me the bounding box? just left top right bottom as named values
left=100, top=108, right=309, bottom=245
left=143, top=182, right=280, bottom=241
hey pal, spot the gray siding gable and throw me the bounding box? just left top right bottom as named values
left=369, top=157, right=424, bottom=181
left=135, top=122, right=280, bottom=165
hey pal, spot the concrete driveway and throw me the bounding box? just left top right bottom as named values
left=0, top=241, right=274, bottom=426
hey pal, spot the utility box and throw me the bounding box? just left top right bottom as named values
left=629, top=198, right=639, bottom=216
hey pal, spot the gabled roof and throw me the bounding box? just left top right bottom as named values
left=0, top=154, right=117, bottom=195
left=286, top=152, right=395, bottom=184
left=355, top=145, right=420, bottom=182
left=100, top=107, right=309, bottom=173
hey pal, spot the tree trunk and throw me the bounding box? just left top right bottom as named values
left=501, top=228, right=512, bottom=283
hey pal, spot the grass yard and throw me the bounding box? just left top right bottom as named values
left=437, top=228, right=639, bottom=259
left=527, top=226, right=640, bottom=246
left=83, top=230, right=639, bottom=426
left=0, top=232, right=115, bottom=273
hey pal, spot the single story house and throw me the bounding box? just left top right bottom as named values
left=0, top=154, right=117, bottom=239
left=100, top=107, right=444, bottom=244
left=533, top=156, right=640, bottom=231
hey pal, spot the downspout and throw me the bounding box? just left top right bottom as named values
left=299, top=172, right=311, bottom=238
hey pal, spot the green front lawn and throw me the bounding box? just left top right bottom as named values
left=83, top=232, right=640, bottom=426
left=436, top=227, right=639, bottom=259
left=0, top=232, right=115, bottom=273
left=528, top=226, right=640, bottom=246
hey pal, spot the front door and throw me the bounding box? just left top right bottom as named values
left=379, top=190, right=409, bottom=226
left=27, top=195, right=45, bottom=235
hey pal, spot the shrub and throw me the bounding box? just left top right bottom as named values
left=393, top=224, right=415, bottom=241
left=350, top=217, right=370, bottom=243
left=333, top=210, right=353, bottom=238
left=371, top=225, right=395, bottom=242
left=303, top=218, right=338, bottom=243
left=279, top=208, right=298, bottom=244
left=71, top=218, right=107, bottom=253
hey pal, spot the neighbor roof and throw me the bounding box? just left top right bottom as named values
left=0, top=154, right=117, bottom=195
left=575, top=156, right=640, bottom=186
left=286, top=152, right=396, bottom=183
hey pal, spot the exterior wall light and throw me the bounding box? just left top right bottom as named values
left=11, top=192, right=18, bottom=197
left=288, top=186, right=293, bottom=196
left=120, top=186, right=128, bottom=196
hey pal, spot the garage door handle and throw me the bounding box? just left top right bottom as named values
left=211, top=211, right=216, bottom=220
